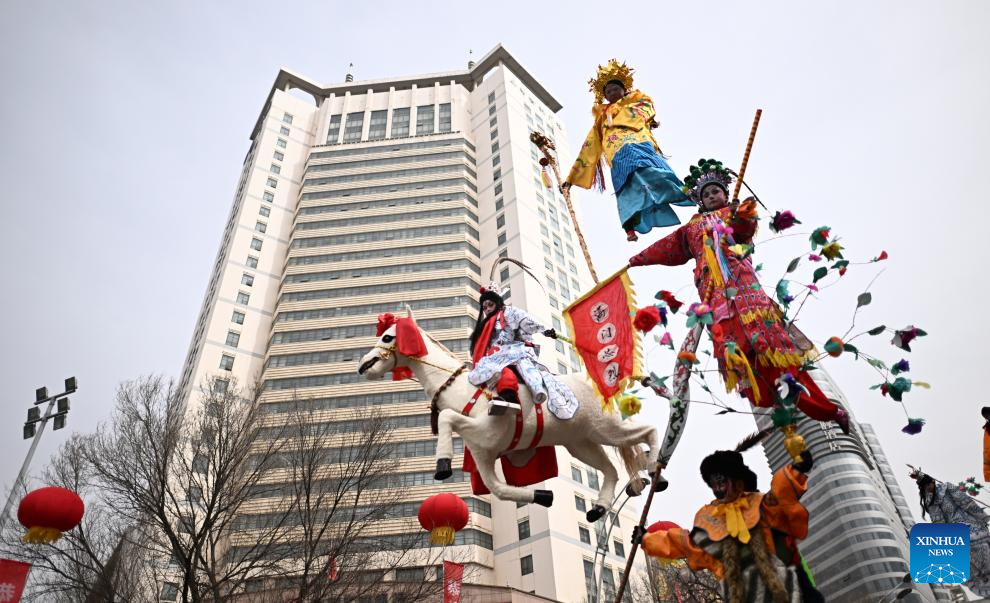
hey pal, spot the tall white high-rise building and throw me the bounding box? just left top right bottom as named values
left=174, top=45, right=643, bottom=602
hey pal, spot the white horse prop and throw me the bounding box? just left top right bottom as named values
left=357, top=309, right=661, bottom=521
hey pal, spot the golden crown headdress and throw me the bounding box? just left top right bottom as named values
left=588, top=59, right=635, bottom=104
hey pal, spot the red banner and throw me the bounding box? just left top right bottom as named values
left=443, top=560, right=464, bottom=603
left=0, top=559, right=30, bottom=602
left=564, top=269, right=641, bottom=407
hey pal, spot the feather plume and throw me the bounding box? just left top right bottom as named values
left=489, top=257, right=547, bottom=295
left=735, top=427, right=775, bottom=453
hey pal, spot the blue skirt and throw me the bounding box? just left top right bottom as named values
left=612, top=143, right=693, bottom=233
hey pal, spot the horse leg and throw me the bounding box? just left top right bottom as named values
left=471, top=449, right=553, bottom=507
left=434, top=409, right=469, bottom=480
left=567, top=442, right=619, bottom=523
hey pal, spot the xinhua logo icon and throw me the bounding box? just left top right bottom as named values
left=910, top=523, right=970, bottom=584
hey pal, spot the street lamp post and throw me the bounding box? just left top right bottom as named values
left=1, top=377, right=77, bottom=524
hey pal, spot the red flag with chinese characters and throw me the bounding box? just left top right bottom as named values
left=443, top=560, right=464, bottom=603
left=564, top=268, right=642, bottom=409
left=0, top=559, right=30, bottom=602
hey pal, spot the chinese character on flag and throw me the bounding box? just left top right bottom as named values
left=0, top=559, right=30, bottom=602
left=443, top=560, right=464, bottom=603
left=564, top=269, right=641, bottom=409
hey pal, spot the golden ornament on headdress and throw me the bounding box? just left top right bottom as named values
left=588, top=59, right=635, bottom=104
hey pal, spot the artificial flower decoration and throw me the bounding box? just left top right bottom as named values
left=891, top=359, right=911, bottom=375
left=775, top=372, right=808, bottom=404
left=892, top=325, right=927, bottom=352
left=656, top=290, right=684, bottom=313
left=873, top=250, right=889, bottom=262
left=824, top=336, right=844, bottom=357
left=685, top=303, right=714, bottom=328
left=677, top=351, right=700, bottom=366
left=770, top=210, right=801, bottom=233
left=958, top=477, right=983, bottom=496
left=808, top=254, right=822, bottom=262
left=810, top=226, right=831, bottom=249
left=776, top=280, right=795, bottom=308
left=901, top=418, right=926, bottom=435
left=728, top=243, right=754, bottom=258
left=879, top=377, right=913, bottom=402
left=616, top=393, right=643, bottom=418
left=821, top=241, right=844, bottom=261
left=659, top=332, right=674, bottom=349
left=633, top=306, right=663, bottom=333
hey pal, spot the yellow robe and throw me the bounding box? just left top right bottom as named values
left=566, top=90, right=663, bottom=189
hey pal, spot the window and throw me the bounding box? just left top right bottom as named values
left=488, top=104, right=497, bottom=116
left=391, top=108, right=410, bottom=138
left=282, top=112, right=293, bottom=124
left=549, top=296, right=559, bottom=309
left=498, top=249, right=508, bottom=259
left=492, top=154, right=500, bottom=166
left=250, top=238, right=263, bottom=251
left=491, top=142, right=499, bottom=153
left=246, top=256, right=259, bottom=268
left=160, top=582, right=179, bottom=601
left=587, top=469, right=600, bottom=490
left=602, top=567, right=616, bottom=601
left=368, top=110, right=387, bottom=140
left=270, top=163, right=281, bottom=174
left=213, top=379, right=229, bottom=394
left=396, top=567, right=425, bottom=583
left=343, top=112, right=364, bottom=142
left=225, top=331, right=240, bottom=347
left=219, top=354, right=234, bottom=371
left=497, top=232, right=506, bottom=245
left=493, top=168, right=501, bottom=182
left=259, top=206, right=270, bottom=217
left=584, top=560, right=596, bottom=603
left=500, top=267, right=509, bottom=282
left=263, top=191, right=274, bottom=203
left=231, top=310, right=245, bottom=325
left=575, top=495, right=586, bottom=512
left=266, top=177, right=277, bottom=188
left=416, top=105, right=434, bottom=135
left=518, top=519, right=530, bottom=540
left=494, top=183, right=502, bottom=196
left=489, top=116, right=497, bottom=127
left=241, top=273, right=254, bottom=286
left=326, top=114, right=342, bottom=144
left=571, top=466, right=583, bottom=483
left=236, top=292, right=250, bottom=305
left=614, top=540, right=625, bottom=558
left=520, top=555, right=534, bottom=575
left=496, top=214, right=505, bottom=229
left=495, top=198, right=503, bottom=211
left=557, top=362, right=568, bottom=374
left=439, top=103, right=451, bottom=133
left=540, top=224, right=549, bottom=237
left=276, top=138, right=287, bottom=148
left=255, top=221, right=267, bottom=233
left=488, top=91, right=496, bottom=103
left=490, top=129, right=498, bottom=140
left=579, top=526, right=591, bottom=545
left=273, top=150, right=284, bottom=161
left=279, top=125, right=290, bottom=136
left=542, top=242, right=552, bottom=255
left=555, top=341, right=565, bottom=353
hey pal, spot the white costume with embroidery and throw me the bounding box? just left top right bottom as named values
left=467, top=306, right=579, bottom=419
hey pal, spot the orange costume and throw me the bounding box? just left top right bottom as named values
left=643, top=466, right=817, bottom=603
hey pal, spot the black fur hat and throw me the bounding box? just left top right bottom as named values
left=700, top=450, right=758, bottom=492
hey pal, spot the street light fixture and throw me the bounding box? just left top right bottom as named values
left=2, top=377, right=78, bottom=524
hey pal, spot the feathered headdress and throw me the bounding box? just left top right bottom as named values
left=682, top=158, right=734, bottom=202
left=481, top=257, right=545, bottom=300
left=588, top=59, right=635, bottom=104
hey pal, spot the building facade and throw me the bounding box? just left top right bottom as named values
left=756, top=368, right=950, bottom=602
left=173, top=46, right=643, bottom=602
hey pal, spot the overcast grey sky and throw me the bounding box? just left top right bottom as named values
left=1, top=1, right=987, bottom=530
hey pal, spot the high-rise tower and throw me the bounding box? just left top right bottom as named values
left=174, top=46, right=643, bottom=602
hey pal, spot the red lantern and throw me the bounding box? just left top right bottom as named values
left=18, top=486, right=84, bottom=544
left=418, top=493, right=468, bottom=546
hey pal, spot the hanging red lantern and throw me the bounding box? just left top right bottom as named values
left=18, top=486, right=84, bottom=544
left=418, top=493, right=468, bottom=546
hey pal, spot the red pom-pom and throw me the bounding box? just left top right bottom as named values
left=633, top=306, right=661, bottom=333
left=659, top=291, right=684, bottom=313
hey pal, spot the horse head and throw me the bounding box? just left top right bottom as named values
left=357, top=307, right=427, bottom=381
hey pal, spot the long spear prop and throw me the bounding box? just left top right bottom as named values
left=612, top=109, right=765, bottom=603
left=530, top=132, right=600, bottom=284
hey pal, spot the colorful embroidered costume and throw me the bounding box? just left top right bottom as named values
left=566, top=60, right=692, bottom=235
left=628, top=160, right=843, bottom=425
left=640, top=451, right=820, bottom=602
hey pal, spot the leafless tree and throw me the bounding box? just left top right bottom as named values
left=629, top=557, right=723, bottom=603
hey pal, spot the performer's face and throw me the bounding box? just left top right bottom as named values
left=700, top=184, right=728, bottom=211
left=482, top=299, right=497, bottom=315
left=707, top=473, right=742, bottom=502
left=604, top=82, right=626, bottom=104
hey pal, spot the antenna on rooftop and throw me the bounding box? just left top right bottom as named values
left=345, top=62, right=354, bottom=83
left=467, top=50, right=475, bottom=70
